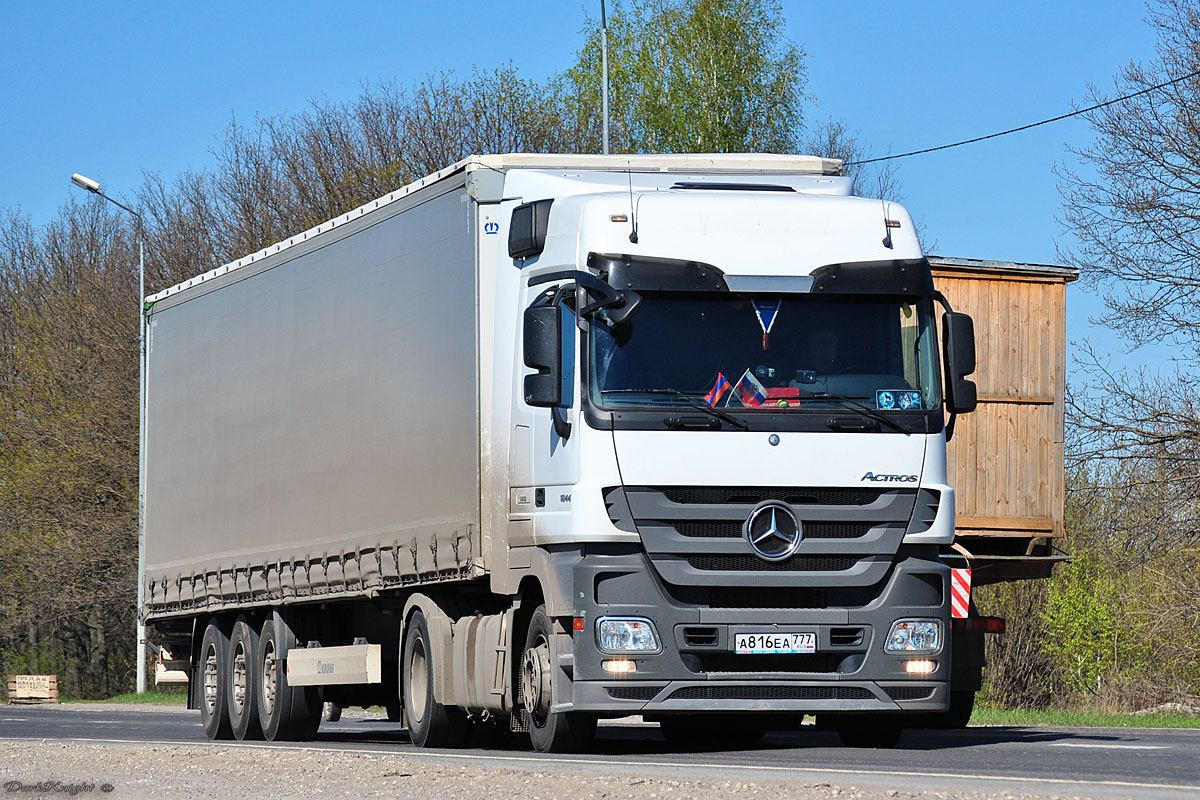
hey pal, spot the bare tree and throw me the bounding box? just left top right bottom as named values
left=1058, top=0, right=1200, bottom=520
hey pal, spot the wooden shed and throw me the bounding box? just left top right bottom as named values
left=929, top=256, right=1079, bottom=585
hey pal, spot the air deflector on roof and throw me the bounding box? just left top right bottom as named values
left=671, top=182, right=795, bottom=192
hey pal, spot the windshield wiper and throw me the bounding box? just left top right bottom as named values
left=601, top=388, right=750, bottom=431
left=805, top=393, right=911, bottom=434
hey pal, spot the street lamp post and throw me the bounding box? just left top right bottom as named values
left=600, top=0, right=610, bottom=155
left=71, top=173, right=148, bottom=694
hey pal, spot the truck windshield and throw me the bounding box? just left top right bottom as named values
left=590, top=293, right=941, bottom=414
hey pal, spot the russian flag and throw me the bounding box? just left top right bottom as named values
left=735, top=370, right=766, bottom=407
left=705, top=372, right=732, bottom=406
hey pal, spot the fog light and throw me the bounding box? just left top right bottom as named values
left=885, top=618, right=942, bottom=654
left=905, top=659, right=936, bottom=674
left=596, top=617, right=661, bottom=653
left=602, top=659, right=637, bottom=674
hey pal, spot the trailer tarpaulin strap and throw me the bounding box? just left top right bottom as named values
left=950, top=568, right=972, bottom=619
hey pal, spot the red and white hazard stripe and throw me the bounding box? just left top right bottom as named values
left=950, top=568, right=972, bottom=619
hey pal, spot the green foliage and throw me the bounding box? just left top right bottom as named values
left=561, top=0, right=806, bottom=153
left=971, top=707, right=1200, bottom=729
left=979, top=460, right=1200, bottom=711
left=1039, top=551, right=1119, bottom=696
left=65, top=689, right=186, bottom=705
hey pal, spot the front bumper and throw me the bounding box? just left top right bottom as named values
left=564, top=548, right=951, bottom=715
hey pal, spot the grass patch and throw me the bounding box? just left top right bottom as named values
left=972, top=707, right=1200, bottom=728
left=64, top=690, right=187, bottom=705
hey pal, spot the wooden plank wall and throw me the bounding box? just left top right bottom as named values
left=932, top=267, right=1067, bottom=542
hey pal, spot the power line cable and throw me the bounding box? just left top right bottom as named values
left=845, top=68, right=1200, bottom=167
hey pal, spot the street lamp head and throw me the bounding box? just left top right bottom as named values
left=71, top=173, right=100, bottom=193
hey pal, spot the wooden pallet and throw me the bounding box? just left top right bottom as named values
left=7, top=674, right=58, bottom=704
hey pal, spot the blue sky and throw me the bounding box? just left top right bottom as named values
left=0, top=1, right=1172, bottom=371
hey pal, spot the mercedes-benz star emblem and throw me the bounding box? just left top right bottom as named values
left=744, top=501, right=802, bottom=561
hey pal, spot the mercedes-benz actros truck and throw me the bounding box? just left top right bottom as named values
left=143, top=153, right=980, bottom=751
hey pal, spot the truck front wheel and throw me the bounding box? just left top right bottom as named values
left=198, top=619, right=233, bottom=740
left=256, top=611, right=321, bottom=741
left=521, top=605, right=596, bottom=753
left=402, top=610, right=469, bottom=748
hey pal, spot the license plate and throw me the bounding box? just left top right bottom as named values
left=734, top=632, right=817, bottom=655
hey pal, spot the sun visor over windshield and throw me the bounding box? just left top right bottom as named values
left=587, top=252, right=728, bottom=292
left=809, top=258, right=934, bottom=296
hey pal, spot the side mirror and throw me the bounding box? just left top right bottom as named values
left=942, top=311, right=978, bottom=414
left=523, top=303, right=562, bottom=407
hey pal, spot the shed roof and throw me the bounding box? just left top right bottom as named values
left=929, top=255, right=1079, bottom=282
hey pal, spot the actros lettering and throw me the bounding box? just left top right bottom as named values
left=860, top=472, right=918, bottom=483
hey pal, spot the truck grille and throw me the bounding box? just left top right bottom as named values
left=686, top=555, right=858, bottom=572
left=659, top=487, right=883, bottom=506
left=686, top=654, right=841, bottom=674
left=675, top=521, right=873, bottom=539
left=606, top=686, right=663, bottom=701
left=884, top=686, right=936, bottom=701
left=606, top=485, right=917, bottom=589
left=667, top=685, right=874, bottom=701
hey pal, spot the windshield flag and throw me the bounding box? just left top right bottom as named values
left=704, top=372, right=732, bottom=406
left=734, top=369, right=767, bottom=407
left=752, top=298, right=781, bottom=350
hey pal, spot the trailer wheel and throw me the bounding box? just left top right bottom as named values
left=522, top=605, right=596, bottom=753
left=402, top=610, right=469, bottom=748
left=256, top=611, right=322, bottom=741
left=227, top=616, right=264, bottom=740
left=834, top=717, right=903, bottom=748
left=198, top=619, right=234, bottom=740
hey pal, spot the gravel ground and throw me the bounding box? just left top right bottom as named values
left=0, top=740, right=1098, bottom=800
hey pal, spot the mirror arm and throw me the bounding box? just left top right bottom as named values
left=552, top=406, right=572, bottom=439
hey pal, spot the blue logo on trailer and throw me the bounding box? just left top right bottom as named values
left=484, top=221, right=500, bottom=235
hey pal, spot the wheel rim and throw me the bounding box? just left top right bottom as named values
left=261, top=639, right=277, bottom=717
left=407, top=636, right=428, bottom=724
left=521, top=632, right=552, bottom=727
left=203, top=642, right=219, bottom=715
left=231, top=640, right=248, bottom=715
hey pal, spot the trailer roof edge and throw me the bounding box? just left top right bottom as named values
left=147, top=153, right=844, bottom=304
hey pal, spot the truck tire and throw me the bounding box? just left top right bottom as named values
left=198, top=619, right=234, bottom=740
left=227, top=616, right=264, bottom=740
left=402, top=609, right=469, bottom=748
left=521, top=605, right=596, bottom=753
left=834, top=717, right=903, bottom=748
left=256, top=611, right=322, bottom=741
left=659, top=715, right=765, bottom=747
left=932, top=690, right=976, bottom=729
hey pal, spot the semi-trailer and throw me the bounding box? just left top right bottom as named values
left=143, top=153, right=993, bottom=751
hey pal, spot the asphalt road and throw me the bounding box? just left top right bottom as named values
left=3, top=704, right=1199, bottom=800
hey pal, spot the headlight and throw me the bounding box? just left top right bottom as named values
left=596, top=617, right=660, bottom=653
left=885, top=618, right=942, bottom=654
